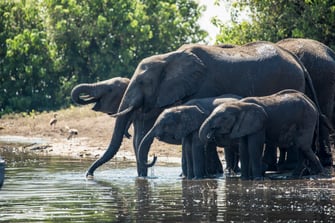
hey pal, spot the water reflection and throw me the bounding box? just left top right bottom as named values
left=0, top=147, right=335, bottom=222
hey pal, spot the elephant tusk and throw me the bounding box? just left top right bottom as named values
left=111, top=106, right=134, bottom=117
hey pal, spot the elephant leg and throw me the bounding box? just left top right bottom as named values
left=292, top=150, right=305, bottom=177
left=285, top=147, right=298, bottom=170
left=191, top=134, right=207, bottom=179
left=302, top=146, right=324, bottom=175
left=206, top=142, right=223, bottom=177
left=263, top=144, right=278, bottom=171
left=183, top=136, right=194, bottom=179
left=133, top=116, right=156, bottom=177
left=277, top=147, right=287, bottom=170
left=277, top=147, right=298, bottom=171
left=247, top=130, right=265, bottom=180
left=224, top=144, right=239, bottom=174
left=181, top=145, right=187, bottom=178
left=230, top=143, right=240, bottom=173
left=316, top=86, right=334, bottom=167
left=317, top=126, right=333, bottom=167
left=239, top=137, right=250, bottom=180
left=224, top=145, right=233, bottom=172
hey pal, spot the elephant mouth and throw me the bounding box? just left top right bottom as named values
left=92, top=100, right=102, bottom=112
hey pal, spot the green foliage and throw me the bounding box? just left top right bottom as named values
left=44, top=0, right=206, bottom=82
left=0, top=0, right=206, bottom=116
left=215, top=0, right=335, bottom=49
left=0, top=1, right=57, bottom=115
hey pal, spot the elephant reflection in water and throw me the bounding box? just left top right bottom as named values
left=182, top=180, right=219, bottom=222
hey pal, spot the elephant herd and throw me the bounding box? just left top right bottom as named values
left=71, top=38, right=335, bottom=180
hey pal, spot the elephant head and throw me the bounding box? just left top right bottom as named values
left=138, top=105, right=207, bottom=167
left=71, top=77, right=130, bottom=114
left=199, top=102, right=268, bottom=143
left=114, top=48, right=206, bottom=116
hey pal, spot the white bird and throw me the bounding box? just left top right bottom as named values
left=67, top=128, right=78, bottom=140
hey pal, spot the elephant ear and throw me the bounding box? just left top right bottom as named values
left=156, top=50, right=206, bottom=108
left=230, top=103, right=267, bottom=138
left=179, top=105, right=207, bottom=136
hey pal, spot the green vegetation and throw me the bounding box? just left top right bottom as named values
left=215, top=0, right=335, bottom=48
left=0, top=0, right=206, bottom=116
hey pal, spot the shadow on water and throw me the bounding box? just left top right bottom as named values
left=0, top=144, right=335, bottom=222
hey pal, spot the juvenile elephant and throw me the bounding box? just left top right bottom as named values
left=138, top=95, right=241, bottom=179
left=71, top=77, right=130, bottom=114
left=199, top=89, right=324, bottom=180
left=86, top=41, right=316, bottom=178
left=277, top=38, right=335, bottom=167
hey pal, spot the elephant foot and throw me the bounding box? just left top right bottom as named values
left=224, top=168, right=240, bottom=177
left=207, top=173, right=224, bottom=179
left=86, top=174, right=94, bottom=180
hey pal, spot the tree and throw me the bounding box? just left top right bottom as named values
left=0, top=1, right=56, bottom=114
left=215, top=0, right=335, bottom=49
left=44, top=0, right=206, bottom=83
left=0, top=0, right=206, bottom=115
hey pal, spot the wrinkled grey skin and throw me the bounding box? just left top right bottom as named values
left=86, top=41, right=313, bottom=178
left=138, top=95, right=241, bottom=179
left=276, top=38, right=335, bottom=167
left=71, top=77, right=130, bottom=115
left=199, top=90, right=324, bottom=180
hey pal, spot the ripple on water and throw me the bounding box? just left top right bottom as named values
left=0, top=151, right=335, bottom=222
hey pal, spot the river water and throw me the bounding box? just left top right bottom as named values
left=0, top=146, right=335, bottom=222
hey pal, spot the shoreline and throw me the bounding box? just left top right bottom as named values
left=0, top=135, right=182, bottom=165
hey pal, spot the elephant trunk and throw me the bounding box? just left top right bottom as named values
left=199, top=120, right=213, bottom=144
left=86, top=86, right=144, bottom=177
left=138, top=128, right=157, bottom=169
left=86, top=111, right=132, bottom=177
left=71, top=83, right=109, bottom=105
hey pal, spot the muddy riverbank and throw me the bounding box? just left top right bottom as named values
left=0, top=106, right=186, bottom=164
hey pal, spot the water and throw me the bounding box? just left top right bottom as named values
left=1, top=147, right=335, bottom=222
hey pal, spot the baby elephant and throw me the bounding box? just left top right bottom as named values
left=199, top=89, right=324, bottom=180
left=138, top=94, right=241, bottom=179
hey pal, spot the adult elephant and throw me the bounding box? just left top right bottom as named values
left=138, top=95, right=241, bottom=179
left=86, top=41, right=313, bottom=178
left=276, top=38, right=335, bottom=167
left=71, top=77, right=130, bottom=115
